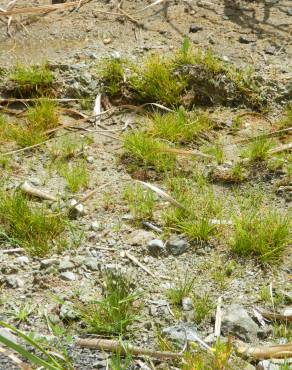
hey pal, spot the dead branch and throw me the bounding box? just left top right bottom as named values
left=236, top=342, right=292, bottom=360
left=214, top=296, right=222, bottom=338
left=161, top=147, right=214, bottom=160
left=0, top=345, right=32, bottom=370
left=20, top=181, right=57, bottom=202
left=124, top=250, right=156, bottom=278
left=269, top=142, right=292, bottom=155
left=76, top=338, right=181, bottom=360
left=261, top=310, right=292, bottom=323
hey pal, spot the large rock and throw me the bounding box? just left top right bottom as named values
left=127, top=230, right=155, bottom=246
left=221, top=304, right=259, bottom=341
left=162, top=323, right=199, bottom=346
left=166, top=237, right=190, bottom=256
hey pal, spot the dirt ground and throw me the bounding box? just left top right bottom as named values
left=0, top=1, right=291, bottom=370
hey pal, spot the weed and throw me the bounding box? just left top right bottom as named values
left=99, top=57, right=127, bottom=96
left=230, top=205, right=290, bottom=263
left=10, top=63, right=54, bottom=97
left=78, top=271, right=140, bottom=335
left=174, top=38, right=195, bottom=66
left=123, top=131, right=176, bottom=172
left=27, top=98, right=58, bottom=131
left=48, top=135, right=87, bottom=162
left=164, top=178, right=222, bottom=241
left=277, top=103, right=292, bottom=129
left=110, top=342, right=133, bottom=370
left=0, top=191, right=67, bottom=257
left=202, top=143, right=224, bottom=164
left=123, top=183, right=156, bottom=220
left=0, top=321, right=74, bottom=370
left=8, top=302, right=35, bottom=324
left=149, top=108, right=213, bottom=144
left=259, top=286, right=288, bottom=308
left=166, top=272, right=195, bottom=306
left=193, top=293, right=214, bottom=324
left=59, top=159, right=89, bottom=193
left=130, top=55, right=188, bottom=106
left=273, top=322, right=292, bottom=341
left=241, top=137, right=274, bottom=163
left=182, top=339, right=233, bottom=370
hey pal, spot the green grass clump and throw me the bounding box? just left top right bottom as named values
left=48, top=135, right=88, bottom=162
left=193, top=294, right=214, bottom=324
left=0, top=191, right=66, bottom=256
left=164, top=178, right=222, bottom=241
left=123, top=183, right=156, bottom=220
left=99, top=58, right=127, bottom=96
left=123, top=131, right=176, bottom=172
left=166, top=272, right=195, bottom=306
left=230, top=206, right=290, bottom=263
left=277, top=103, right=292, bottom=129
left=130, top=55, right=188, bottom=106
left=59, top=160, right=89, bottom=193
left=241, top=137, right=274, bottom=163
left=78, top=272, right=140, bottom=335
left=149, top=108, right=213, bottom=143
left=10, top=64, right=54, bottom=97
left=0, top=100, right=59, bottom=148
left=202, top=142, right=224, bottom=164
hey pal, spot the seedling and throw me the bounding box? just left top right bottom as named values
left=0, top=191, right=67, bottom=257
left=123, top=183, right=156, bottom=220
left=10, top=63, right=54, bottom=97
left=166, top=272, right=195, bottom=306
left=59, top=159, right=89, bottom=193
left=78, top=271, right=140, bottom=335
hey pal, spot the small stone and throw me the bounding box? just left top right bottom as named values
left=239, top=35, right=256, bottom=44
left=40, top=258, right=58, bottom=269
left=69, top=199, right=85, bottom=218
left=257, top=359, right=291, bottom=370
left=90, top=221, right=101, bottom=232
left=59, top=258, right=75, bottom=272
left=222, top=55, right=230, bottom=62
left=60, top=271, right=76, bottom=281
left=162, top=324, right=199, bottom=346
left=264, top=46, right=276, bottom=55
left=147, top=239, right=165, bottom=257
left=127, top=229, right=155, bottom=246
left=6, top=276, right=24, bottom=288
left=283, top=307, right=292, bottom=316
left=221, top=304, right=259, bottom=342
left=189, top=25, right=203, bottom=33
left=287, top=8, right=292, bottom=16
left=83, top=257, right=98, bottom=271
left=30, top=177, right=42, bottom=186
left=16, top=256, right=29, bottom=265
left=182, top=297, right=193, bottom=311
left=60, top=301, right=79, bottom=321
left=87, top=156, right=94, bottom=164
left=166, top=237, right=190, bottom=256
left=103, top=38, right=112, bottom=45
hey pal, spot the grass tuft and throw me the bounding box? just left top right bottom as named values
left=10, top=63, right=54, bottom=97
left=123, top=131, right=176, bottom=172
left=148, top=108, right=213, bottom=144
left=166, top=272, right=195, bottom=306
left=241, top=137, right=274, bottom=163
left=123, top=183, right=156, bottom=220
left=0, top=191, right=66, bottom=256
left=230, top=205, right=290, bottom=263
left=78, top=271, right=140, bottom=335
left=99, top=58, right=127, bottom=96
left=59, top=159, right=89, bottom=193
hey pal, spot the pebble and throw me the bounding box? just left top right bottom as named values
left=60, top=301, right=79, bottom=321
left=103, top=38, right=112, bottom=45
left=30, top=177, right=42, bottom=186
left=166, top=237, right=190, bottom=256
left=264, top=46, right=276, bottom=55
left=60, top=271, right=76, bottom=281
left=87, top=156, right=94, bottom=164
left=147, top=239, right=165, bottom=257
left=59, top=258, right=75, bottom=272
left=238, top=35, right=256, bottom=44
left=83, top=257, right=99, bottom=271
left=90, top=221, right=101, bottom=232
left=16, top=256, right=29, bottom=265
left=127, top=229, right=155, bottom=246
left=189, top=25, right=203, bottom=33
left=182, top=297, right=193, bottom=311
left=162, top=324, right=199, bottom=346
left=40, top=258, right=58, bottom=269
left=69, top=199, right=85, bottom=218
left=5, top=276, right=24, bottom=288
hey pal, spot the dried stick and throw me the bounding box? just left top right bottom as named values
left=261, top=310, right=292, bottom=323
left=20, top=181, right=57, bottom=202
left=124, top=251, right=156, bottom=278
left=76, top=338, right=181, bottom=360
left=236, top=342, right=292, bottom=360
left=269, top=142, right=292, bottom=155
left=214, top=297, right=222, bottom=338
left=0, top=345, right=31, bottom=370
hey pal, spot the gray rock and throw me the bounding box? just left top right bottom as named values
left=0, top=328, right=18, bottom=344
left=127, top=230, right=155, bottom=246
left=162, top=323, right=199, bottom=346
left=68, top=199, right=85, bottom=218
left=147, top=239, right=165, bottom=257
left=83, top=257, right=98, bottom=271
left=221, top=304, right=259, bottom=341
left=239, top=35, right=256, bottom=44
left=5, top=276, right=24, bottom=288
left=59, top=258, right=75, bottom=272
left=60, top=271, right=76, bottom=281
left=90, top=221, right=101, bottom=232
left=257, top=359, right=291, bottom=370
left=182, top=297, right=193, bottom=311
left=264, top=46, right=276, bottom=55
left=189, top=25, right=203, bottom=33
left=60, top=301, right=79, bottom=321
left=166, top=237, right=190, bottom=256
left=30, top=177, right=42, bottom=186
left=40, top=258, right=58, bottom=269
left=16, top=256, right=29, bottom=265
left=287, top=8, right=292, bottom=16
